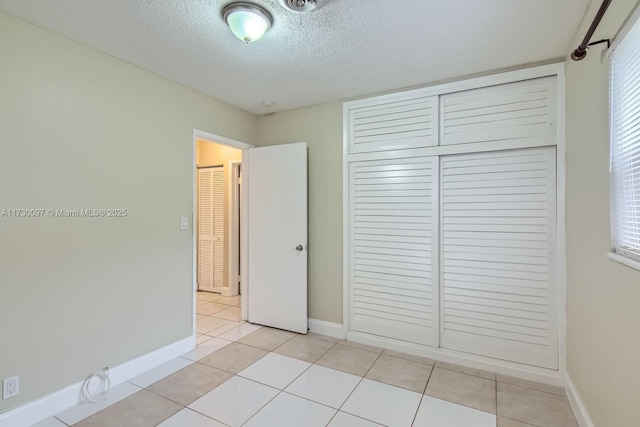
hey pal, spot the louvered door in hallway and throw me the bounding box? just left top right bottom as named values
left=198, top=166, right=225, bottom=293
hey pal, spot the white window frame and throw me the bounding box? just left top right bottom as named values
left=609, top=6, right=640, bottom=271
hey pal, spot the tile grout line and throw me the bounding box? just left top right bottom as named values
left=70, top=384, right=181, bottom=426
left=360, top=349, right=436, bottom=394
left=361, top=349, right=384, bottom=379
left=423, top=362, right=435, bottom=392
left=272, top=332, right=339, bottom=363
left=333, top=375, right=366, bottom=419
left=499, top=415, right=539, bottom=426
left=265, top=335, right=346, bottom=424
left=136, top=386, right=188, bottom=420
left=263, top=335, right=345, bottom=416
left=137, top=350, right=239, bottom=409
left=194, top=354, right=266, bottom=377
left=173, top=337, right=239, bottom=426
left=187, top=401, right=234, bottom=426
left=202, top=321, right=248, bottom=338
left=423, top=365, right=500, bottom=417
left=57, top=381, right=145, bottom=425
left=381, top=349, right=435, bottom=367
left=236, top=358, right=339, bottom=425
left=495, top=379, right=568, bottom=398
left=235, top=362, right=312, bottom=427
left=180, top=371, right=248, bottom=426
left=434, top=362, right=495, bottom=381
left=409, top=360, right=436, bottom=427
left=53, top=415, right=70, bottom=426
left=410, top=394, right=426, bottom=426
left=230, top=328, right=297, bottom=353
left=327, top=349, right=384, bottom=424
left=325, top=410, right=385, bottom=427
left=318, top=342, right=442, bottom=423
left=139, top=364, right=238, bottom=426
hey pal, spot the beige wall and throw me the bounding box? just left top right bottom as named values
left=4, top=0, right=640, bottom=421
left=196, top=140, right=243, bottom=289
left=256, top=102, right=344, bottom=322
left=0, top=12, right=257, bottom=413
left=565, top=1, right=640, bottom=426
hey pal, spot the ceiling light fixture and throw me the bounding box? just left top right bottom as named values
left=222, top=2, right=273, bottom=44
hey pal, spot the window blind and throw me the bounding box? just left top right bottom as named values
left=611, top=15, right=640, bottom=262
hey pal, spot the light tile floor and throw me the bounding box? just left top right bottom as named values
left=34, top=291, right=578, bottom=427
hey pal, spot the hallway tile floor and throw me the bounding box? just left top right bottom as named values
left=33, top=292, right=578, bottom=427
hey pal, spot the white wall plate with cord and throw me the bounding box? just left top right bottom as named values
left=81, top=368, right=110, bottom=403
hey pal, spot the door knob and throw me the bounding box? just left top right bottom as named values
left=296, top=245, right=304, bottom=252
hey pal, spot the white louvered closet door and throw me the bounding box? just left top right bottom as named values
left=440, top=147, right=557, bottom=369
left=350, top=156, right=439, bottom=346
left=212, top=168, right=225, bottom=290
left=198, top=167, right=225, bottom=292
left=198, top=168, right=214, bottom=292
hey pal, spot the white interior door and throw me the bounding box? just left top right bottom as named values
left=247, top=142, right=308, bottom=333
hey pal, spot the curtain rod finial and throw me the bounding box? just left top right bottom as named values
left=571, top=48, right=587, bottom=61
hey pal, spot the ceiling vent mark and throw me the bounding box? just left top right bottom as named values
left=283, top=0, right=318, bottom=13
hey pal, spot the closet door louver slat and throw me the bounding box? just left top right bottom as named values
left=349, top=95, right=438, bottom=154
left=350, top=156, right=439, bottom=346
left=440, top=147, right=558, bottom=369
left=440, top=77, right=557, bottom=146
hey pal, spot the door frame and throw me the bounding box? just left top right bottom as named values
left=228, top=160, right=242, bottom=297
left=192, top=129, right=254, bottom=336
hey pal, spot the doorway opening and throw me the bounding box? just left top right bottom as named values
left=193, top=130, right=252, bottom=338
left=192, top=129, right=309, bottom=338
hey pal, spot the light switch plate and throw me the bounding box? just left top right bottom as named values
left=180, top=217, right=189, bottom=230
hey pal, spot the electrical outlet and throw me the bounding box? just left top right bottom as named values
left=2, top=376, right=19, bottom=400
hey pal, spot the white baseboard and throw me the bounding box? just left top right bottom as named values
left=564, top=371, right=595, bottom=427
left=307, top=318, right=346, bottom=340
left=0, top=335, right=195, bottom=427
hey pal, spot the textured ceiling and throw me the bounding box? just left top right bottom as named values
left=0, top=0, right=590, bottom=114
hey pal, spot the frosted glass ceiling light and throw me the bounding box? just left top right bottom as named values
left=223, top=2, right=273, bottom=43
